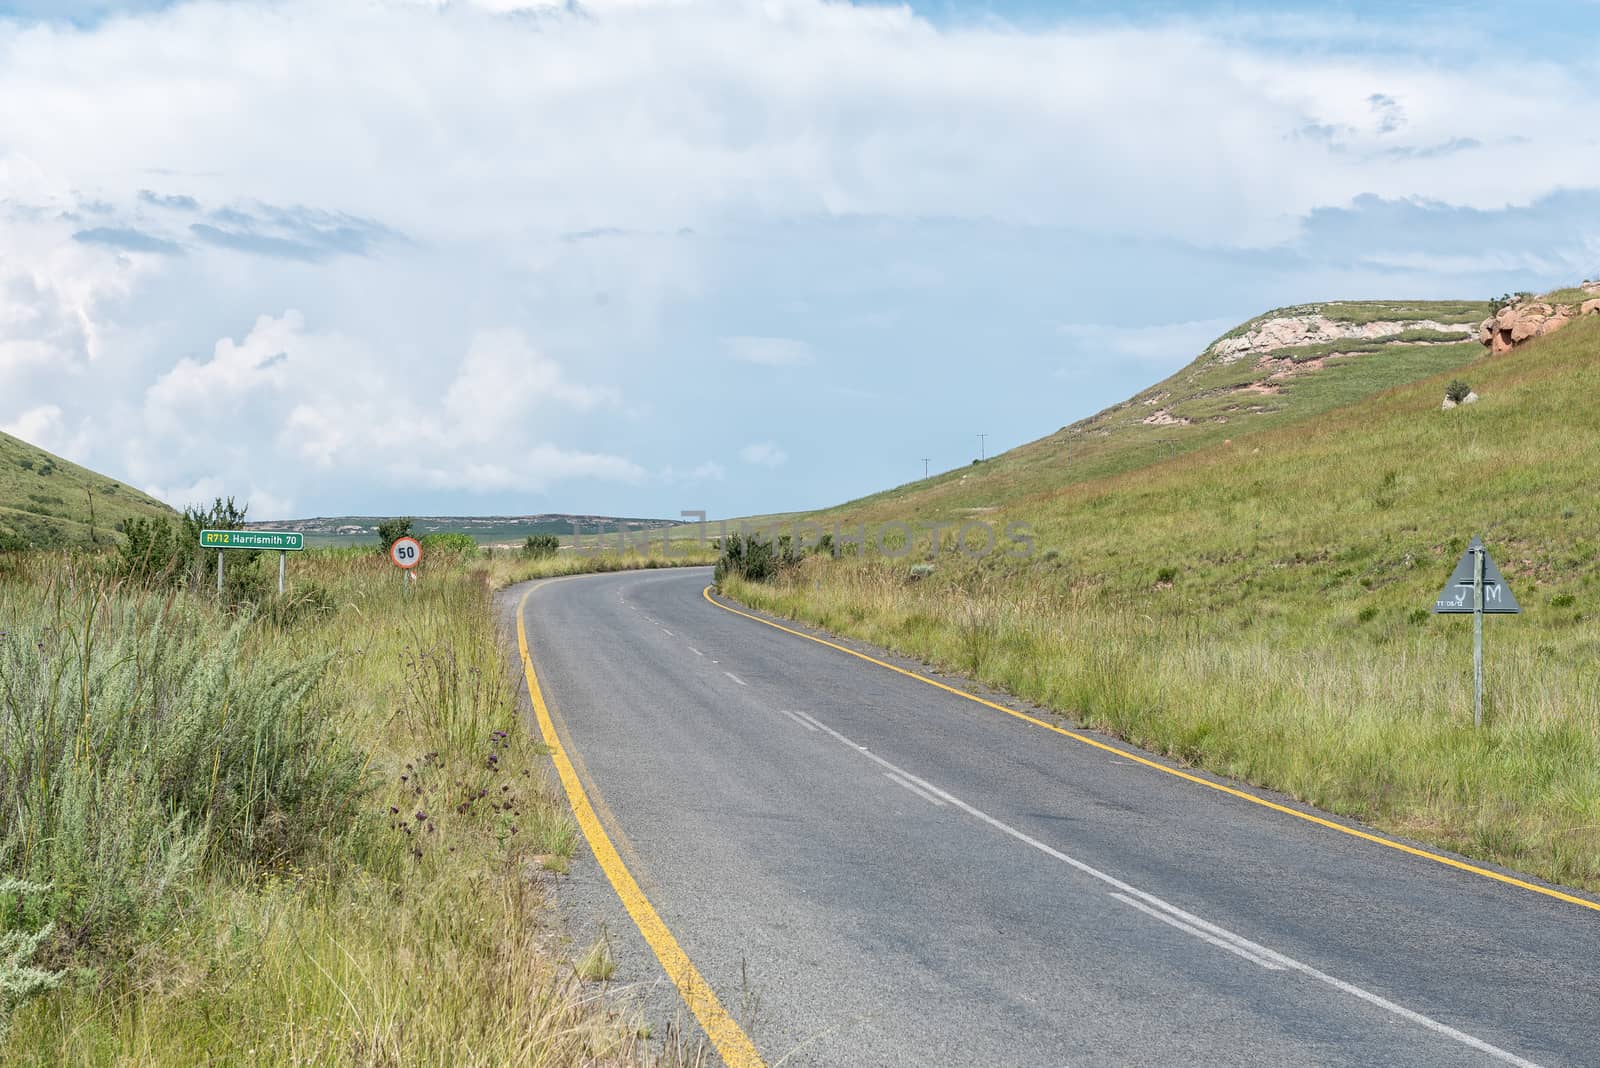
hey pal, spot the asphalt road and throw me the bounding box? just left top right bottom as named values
left=500, top=567, right=1600, bottom=1067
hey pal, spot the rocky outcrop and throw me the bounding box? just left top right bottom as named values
left=1211, top=314, right=1474, bottom=364
left=1478, top=295, right=1600, bottom=355
left=1442, top=391, right=1479, bottom=411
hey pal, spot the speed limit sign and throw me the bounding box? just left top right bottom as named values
left=389, top=536, right=423, bottom=570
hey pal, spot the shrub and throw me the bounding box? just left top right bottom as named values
left=376, top=518, right=414, bottom=554
left=0, top=587, right=363, bottom=960
left=522, top=534, right=560, bottom=559
left=1155, top=565, right=1178, bottom=585
left=422, top=532, right=478, bottom=558
left=713, top=533, right=805, bottom=585
left=116, top=515, right=180, bottom=584
left=0, top=880, right=60, bottom=1042
left=1445, top=380, right=1472, bottom=404
left=1551, top=592, right=1577, bottom=609
left=115, top=497, right=263, bottom=599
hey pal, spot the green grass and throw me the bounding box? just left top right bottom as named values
left=719, top=299, right=1600, bottom=896
left=0, top=547, right=699, bottom=1065
left=485, top=544, right=720, bottom=589
left=1317, top=300, right=1489, bottom=325
left=1541, top=287, right=1597, bottom=306
left=0, top=432, right=175, bottom=549
left=789, top=305, right=1492, bottom=532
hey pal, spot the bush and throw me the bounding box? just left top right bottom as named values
left=422, top=532, right=478, bottom=558
left=1445, top=380, right=1472, bottom=404
left=522, top=534, right=560, bottom=559
left=713, top=533, right=806, bottom=585
left=114, top=497, right=264, bottom=601
left=0, top=587, right=363, bottom=961
left=376, top=518, right=414, bottom=554
left=116, top=515, right=180, bottom=584
left=0, top=879, right=60, bottom=1042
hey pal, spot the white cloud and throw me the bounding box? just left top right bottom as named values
left=2, top=404, right=66, bottom=448
left=740, top=441, right=787, bottom=468
left=723, top=335, right=813, bottom=367
left=130, top=310, right=644, bottom=507
left=0, top=0, right=1596, bottom=516
left=445, top=329, right=618, bottom=443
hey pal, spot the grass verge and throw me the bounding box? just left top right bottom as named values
left=718, top=315, right=1600, bottom=896
left=0, top=547, right=698, bottom=1065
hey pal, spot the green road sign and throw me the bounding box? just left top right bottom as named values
left=199, top=529, right=305, bottom=551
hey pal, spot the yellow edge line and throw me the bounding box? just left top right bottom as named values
left=702, top=584, right=1600, bottom=916
left=517, top=586, right=767, bottom=1068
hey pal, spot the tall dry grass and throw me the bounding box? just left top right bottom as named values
left=0, top=548, right=700, bottom=1066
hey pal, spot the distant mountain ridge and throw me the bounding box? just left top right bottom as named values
left=252, top=514, right=676, bottom=546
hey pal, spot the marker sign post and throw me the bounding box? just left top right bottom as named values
left=199, top=529, right=306, bottom=595
left=1431, top=535, right=1521, bottom=727
left=389, top=536, right=422, bottom=593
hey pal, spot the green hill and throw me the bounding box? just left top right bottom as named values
left=0, top=432, right=176, bottom=549
left=813, top=298, right=1494, bottom=526
left=722, top=289, right=1600, bottom=894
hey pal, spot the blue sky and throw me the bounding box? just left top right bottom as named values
left=2, top=1, right=1597, bottom=520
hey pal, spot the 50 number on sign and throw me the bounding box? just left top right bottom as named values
left=390, top=537, right=423, bottom=570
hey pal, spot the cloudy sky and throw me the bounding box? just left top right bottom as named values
left=2, top=0, right=1597, bottom=520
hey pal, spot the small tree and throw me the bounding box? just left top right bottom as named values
left=522, top=533, right=560, bottom=559
left=1445, top=380, right=1472, bottom=404
left=376, top=517, right=414, bottom=553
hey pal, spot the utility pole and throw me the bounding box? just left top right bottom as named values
left=921, top=458, right=930, bottom=479
left=977, top=434, right=987, bottom=462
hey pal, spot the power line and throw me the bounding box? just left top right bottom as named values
left=921, top=458, right=930, bottom=478
left=977, top=434, right=987, bottom=462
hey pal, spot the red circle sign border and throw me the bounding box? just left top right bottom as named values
left=390, top=536, right=423, bottom=569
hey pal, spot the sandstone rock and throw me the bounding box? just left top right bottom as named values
left=1583, top=280, right=1600, bottom=295
left=1583, top=299, right=1600, bottom=316
left=1210, top=314, right=1474, bottom=364
left=1481, top=300, right=1579, bottom=354
left=1442, top=391, right=1479, bottom=411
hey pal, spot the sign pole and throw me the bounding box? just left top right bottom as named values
left=278, top=551, right=286, bottom=595
left=1473, top=545, right=1485, bottom=728
left=217, top=550, right=224, bottom=596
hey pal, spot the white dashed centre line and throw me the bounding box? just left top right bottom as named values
left=779, top=708, right=1541, bottom=1067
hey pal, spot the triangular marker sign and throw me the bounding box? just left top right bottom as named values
left=1432, top=536, right=1521, bottom=614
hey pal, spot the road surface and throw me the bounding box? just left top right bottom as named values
left=500, top=567, right=1600, bottom=1067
